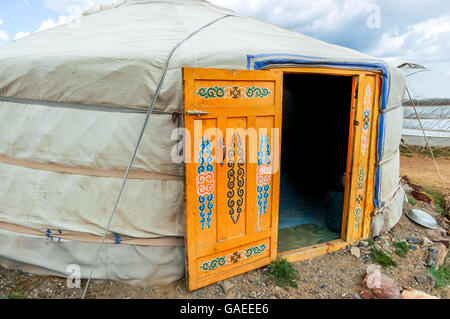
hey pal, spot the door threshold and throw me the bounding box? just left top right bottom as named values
left=278, top=238, right=358, bottom=263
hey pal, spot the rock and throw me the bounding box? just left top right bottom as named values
left=359, top=240, right=369, bottom=247
left=219, top=280, right=234, bottom=294
left=249, top=292, right=257, bottom=299
left=225, top=291, right=236, bottom=299
left=437, top=226, right=448, bottom=238
left=381, top=240, right=391, bottom=252
left=401, top=288, right=439, bottom=299
left=402, top=184, right=413, bottom=194
left=350, top=247, right=361, bottom=258
left=361, top=255, right=371, bottom=263
left=414, top=275, right=427, bottom=284
left=422, top=237, right=433, bottom=247
left=411, top=184, right=424, bottom=193
left=437, top=237, right=449, bottom=248
left=413, top=274, right=435, bottom=286
left=411, top=190, right=432, bottom=203
left=408, top=238, right=419, bottom=244
left=359, top=290, right=375, bottom=299
left=426, top=243, right=448, bottom=269
left=362, top=264, right=402, bottom=299
left=436, top=244, right=448, bottom=269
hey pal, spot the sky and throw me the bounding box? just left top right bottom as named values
left=0, top=0, right=449, bottom=74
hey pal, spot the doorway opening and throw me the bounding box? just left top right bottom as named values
left=278, top=73, right=354, bottom=252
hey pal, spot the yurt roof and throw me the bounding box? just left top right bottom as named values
left=0, top=0, right=393, bottom=112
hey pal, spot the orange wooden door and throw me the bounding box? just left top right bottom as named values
left=183, top=67, right=283, bottom=291
left=343, top=74, right=380, bottom=241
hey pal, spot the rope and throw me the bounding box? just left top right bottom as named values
left=81, top=14, right=232, bottom=299
left=405, top=86, right=449, bottom=198
left=372, top=183, right=403, bottom=217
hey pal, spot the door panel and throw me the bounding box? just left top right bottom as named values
left=344, top=74, right=379, bottom=241
left=183, top=67, right=283, bottom=291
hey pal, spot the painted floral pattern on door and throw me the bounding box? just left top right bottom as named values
left=199, top=244, right=267, bottom=272
left=354, top=166, right=365, bottom=230
left=227, top=131, right=245, bottom=224
left=256, top=133, right=271, bottom=215
left=197, top=137, right=214, bottom=230
left=361, top=84, right=372, bottom=156
left=195, top=86, right=271, bottom=99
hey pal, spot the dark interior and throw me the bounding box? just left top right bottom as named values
left=277, top=73, right=353, bottom=252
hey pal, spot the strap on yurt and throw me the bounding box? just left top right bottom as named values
left=82, top=13, right=233, bottom=299
left=0, top=222, right=185, bottom=246
left=0, top=155, right=182, bottom=180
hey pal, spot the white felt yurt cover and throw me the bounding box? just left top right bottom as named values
left=398, top=63, right=450, bottom=147
left=0, top=0, right=405, bottom=284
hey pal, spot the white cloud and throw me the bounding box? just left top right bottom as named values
left=210, top=0, right=450, bottom=74
left=370, top=15, right=450, bottom=71
left=0, top=19, right=9, bottom=41
left=14, top=2, right=91, bottom=39
left=43, top=0, right=111, bottom=14
left=7, top=0, right=450, bottom=73
left=31, top=0, right=113, bottom=34
left=13, top=16, right=70, bottom=40
left=36, top=15, right=73, bottom=32
left=14, top=32, right=31, bottom=40
left=0, top=31, right=8, bottom=41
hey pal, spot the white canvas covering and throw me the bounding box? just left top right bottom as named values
left=0, top=0, right=405, bottom=284
left=398, top=63, right=450, bottom=147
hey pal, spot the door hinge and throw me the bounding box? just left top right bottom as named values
left=354, top=87, right=358, bottom=99
left=353, top=120, right=360, bottom=126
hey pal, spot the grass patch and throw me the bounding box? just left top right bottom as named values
left=394, top=241, right=409, bottom=258
left=7, top=288, right=27, bottom=299
left=431, top=147, right=450, bottom=158
left=428, top=264, right=450, bottom=288
left=400, top=145, right=450, bottom=158
left=399, top=146, right=414, bottom=156
left=371, top=247, right=397, bottom=268
left=266, top=257, right=300, bottom=288
left=407, top=197, right=417, bottom=206
left=423, top=186, right=446, bottom=214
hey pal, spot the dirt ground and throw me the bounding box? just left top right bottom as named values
left=1, top=208, right=448, bottom=299
left=0, top=150, right=449, bottom=299
left=400, top=154, right=450, bottom=189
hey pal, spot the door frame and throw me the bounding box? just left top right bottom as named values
left=270, top=67, right=381, bottom=262
left=182, top=66, right=382, bottom=287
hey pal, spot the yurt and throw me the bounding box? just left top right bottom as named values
left=398, top=62, right=450, bottom=147
left=0, top=0, right=406, bottom=290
